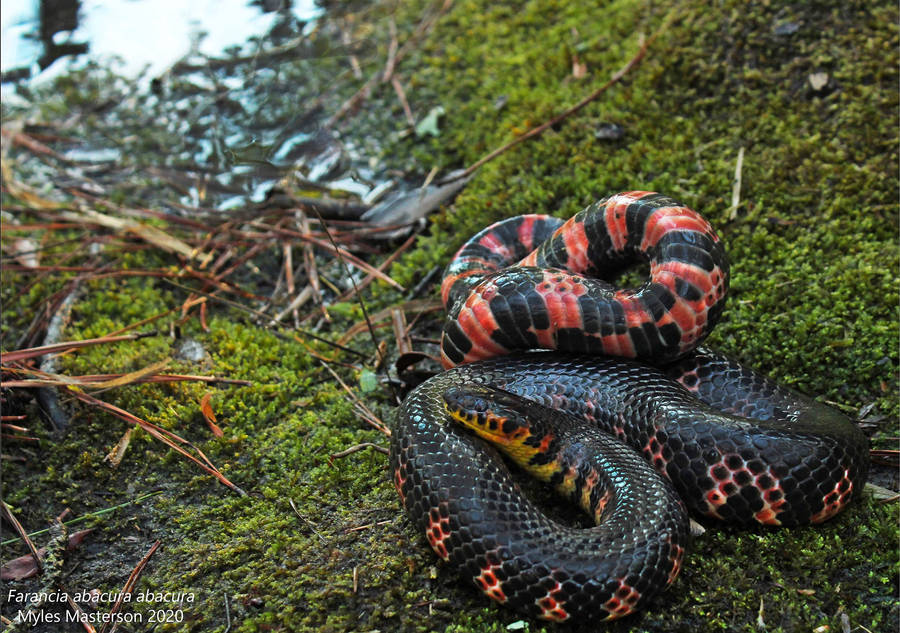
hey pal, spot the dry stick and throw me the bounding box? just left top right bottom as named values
left=454, top=28, right=664, bottom=182
left=391, top=309, right=413, bottom=357
left=104, top=302, right=199, bottom=338
left=289, top=233, right=403, bottom=290
left=0, top=333, right=156, bottom=364
left=0, top=222, right=83, bottom=231
left=0, top=500, right=43, bottom=574
left=338, top=298, right=441, bottom=346
left=1, top=368, right=252, bottom=388
left=102, top=540, right=161, bottom=633
left=65, top=595, right=97, bottom=633
left=297, top=210, right=329, bottom=322
left=282, top=239, right=298, bottom=324
left=177, top=235, right=273, bottom=319
left=2, top=433, right=39, bottom=443
left=2, top=360, right=166, bottom=390
left=341, top=27, right=364, bottom=79
left=383, top=17, right=399, bottom=81
left=391, top=76, right=416, bottom=127
left=330, top=442, right=389, bottom=458
left=0, top=128, right=70, bottom=162
left=272, top=286, right=314, bottom=324
left=240, top=222, right=402, bottom=290
left=288, top=498, right=327, bottom=543
left=305, top=209, right=386, bottom=368
left=330, top=231, right=418, bottom=305
left=729, top=146, right=746, bottom=220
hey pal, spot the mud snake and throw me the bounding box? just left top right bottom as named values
left=389, top=191, right=869, bottom=622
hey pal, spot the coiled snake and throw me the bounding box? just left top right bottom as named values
left=389, top=191, right=869, bottom=622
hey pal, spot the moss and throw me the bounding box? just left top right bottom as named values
left=2, top=0, right=897, bottom=632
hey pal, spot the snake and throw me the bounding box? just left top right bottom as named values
left=389, top=191, right=869, bottom=622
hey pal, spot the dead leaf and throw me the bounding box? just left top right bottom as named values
left=104, top=427, right=133, bottom=467
left=1, top=529, right=93, bottom=580
left=200, top=392, right=223, bottom=437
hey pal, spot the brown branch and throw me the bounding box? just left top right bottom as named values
left=0, top=500, right=43, bottom=575
left=1, top=366, right=252, bottom=388
left=330, top=442, right=389, bottom=459
left=0, top=333, right=156, bottom=364
left=102, top=540, right=161, bottom=633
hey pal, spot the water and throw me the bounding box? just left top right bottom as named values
left=1, top=0, right=321, bottom=85
left=0, top=1, right=415, bottom=213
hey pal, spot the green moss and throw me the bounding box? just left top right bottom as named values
left=2, top=0, right=897, bottom=632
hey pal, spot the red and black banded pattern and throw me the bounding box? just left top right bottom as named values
left=440, top=191, right=729, bottom=368
left=390, top=192, right=869, bottom=623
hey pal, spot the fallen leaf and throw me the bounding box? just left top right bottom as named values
left=1, top=529, right=93, bottom=580
left=200, top=392, right=223, bottom=437
left=104, top=427, right=133, bottom=467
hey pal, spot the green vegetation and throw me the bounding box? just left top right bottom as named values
left=1, top=1, right=896, bottom=632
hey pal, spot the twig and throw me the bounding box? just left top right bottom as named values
left=305, top=209, right=386, bottom=366
left=223, top=593, right=232, bottom=633
left=1, top=500, right=43, bottom=574
left=296, top=211, right=329, bottom=322
left=330, top=442, right=389, bottom=458
left=58, top=208, right=208, bottom=263
left=65, top=594, right=98, bottom=633
left=391, top=309, right=413, bottom=357
left=383, top=18, right=399, bottom=82
left=344, top=519, right=393, bottom=533
left=329, top=230, right=419, bottom=306
left=729, top=146, right=745, bottom=219
left=158, top=278, right=368, bottom=358
left=338, top=299, right=441, bottom=346
left=288, top=498, right=327, bottom=543
left=243, top=222, right=403, bottom=290
left=103, top=540, right=161, bottom=633
left=0, top=333, right=157, bottom=364
left=391, top=77, right=416, bottom=127
left=2, top=365, right=253, bottom=388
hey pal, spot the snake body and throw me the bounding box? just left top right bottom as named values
left=389, top=192, right=869, bottom=622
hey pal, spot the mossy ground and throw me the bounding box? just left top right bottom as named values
left=2, top=1, right=897, bottom=632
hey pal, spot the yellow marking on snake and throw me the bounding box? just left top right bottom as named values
left=444, top=403, right=560, bottom=481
